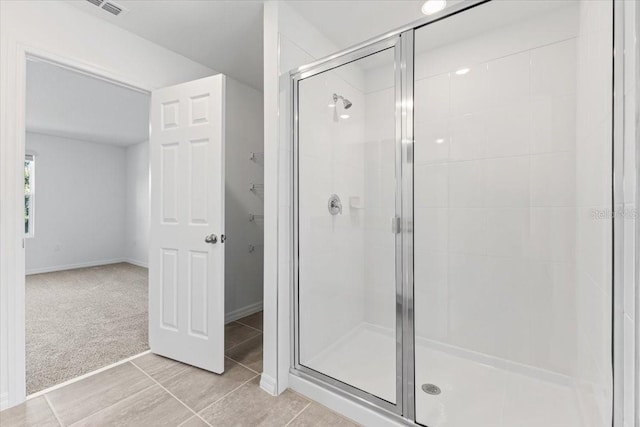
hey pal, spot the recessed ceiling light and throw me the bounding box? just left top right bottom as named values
left=435, top=138, right=445, bottom=144
left=340, top=114, right=350, bottom=119
left=455, top=67, right=470, bottom=75
left=422, top=0, right=446, bottom=15
left=328, top=103, right=335, bottom=108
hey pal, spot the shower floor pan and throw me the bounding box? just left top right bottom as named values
left=303, top=324, right=594, bottom=427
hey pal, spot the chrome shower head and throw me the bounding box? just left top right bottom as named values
left=333, top=93, right=352, bottom=109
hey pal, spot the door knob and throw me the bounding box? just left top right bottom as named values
left=205, top=234, right=218, bottom=244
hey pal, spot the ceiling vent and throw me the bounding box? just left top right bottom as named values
left=101, top=1, right=124, bottom=16
left=84, top=0, right=127, bottom=17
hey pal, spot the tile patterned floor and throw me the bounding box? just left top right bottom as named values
left=0, top=312, right=359, bottom=427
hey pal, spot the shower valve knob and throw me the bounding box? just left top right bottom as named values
left=328, top=194, right=342, bottom=215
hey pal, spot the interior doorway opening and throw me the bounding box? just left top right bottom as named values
left=24, top=57, right=152, bottom=395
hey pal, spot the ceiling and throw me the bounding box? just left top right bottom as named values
left=62, top=0, right=572, bottom=94
left=287, top=1, right=446, bottom=51
left=26, top=59, right=150, bottom=146
left=65, top=0, right=433, bottom=90
left=290, top=0, right=574, bottom=73
left=67, top=0, right=264, bottom=90
left=414, top=0, right=576, bottom=53
left=62, top=0, right=476, bottom=92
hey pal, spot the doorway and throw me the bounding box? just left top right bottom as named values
left=17, top=53, right=265, bottom=404
left=24, top=57, right=151, bottom=395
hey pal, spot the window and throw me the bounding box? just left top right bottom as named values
left=25, top=154, right=34, bottom=237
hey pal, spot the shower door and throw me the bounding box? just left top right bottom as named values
left=292, top=33, right=414, bottom=415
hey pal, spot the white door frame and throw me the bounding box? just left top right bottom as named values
left=1, top=43, right=152, bottom=408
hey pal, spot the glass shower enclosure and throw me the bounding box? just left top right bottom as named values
left=291, top=1, right=614, bottom=426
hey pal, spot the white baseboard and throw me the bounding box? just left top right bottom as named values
left=25, top=258, right=148, bottom=275
left=260, top=373, right=278, bottom=396
left=0, top=392, right=8, bottom=411
left=25, top=258, right=129, bottom=275
left=123, top=258, right=148, bottom=268
left=225, top=301, right=263, bottom=324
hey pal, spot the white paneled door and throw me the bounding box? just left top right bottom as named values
left=149, top=75, right=225, bottom=373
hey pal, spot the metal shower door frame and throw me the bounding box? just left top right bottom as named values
left=290, top=31, right=415, bottom=419
left=288, top=0, right=626, bottom=425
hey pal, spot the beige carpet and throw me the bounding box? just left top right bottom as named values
left=26, top=262, right=149, bottom=394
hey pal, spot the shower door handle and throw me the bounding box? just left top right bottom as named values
left=391, top=217, right=401, bottom=234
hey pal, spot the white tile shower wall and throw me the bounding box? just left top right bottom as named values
left=292, top=37, right=369, bottom=361
left=363, top=70, right=397, bottom=330
left=412, top=6, right=585, bottom=378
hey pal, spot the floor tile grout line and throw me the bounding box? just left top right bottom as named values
left=66, top=382, right=158, bottom=427
left=225, top=331, right=263, bottom=353
left=132, top=358, right=191, bottom=386
left=284, top=391, right=358, bottom=426
left=194, top=374, right=260, bottom=417
left=284, top=401, right=312, bottom=426
left=175, top=414, right=203, bottom=427
left=223, top=355, right=261, bottom=375
left=43, top=394, right=65, bottom=427
left=130, top=361, right=214, bottom=427
left=234, top=319, right=263, bottom=334
left=44, top=362, right=156, bottom=427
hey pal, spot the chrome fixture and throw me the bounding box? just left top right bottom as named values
left=328, top=194, right=342, bottom=215
left=333, top=93, right=352, bottom=109
left=204, top=234, right=217, bottom=244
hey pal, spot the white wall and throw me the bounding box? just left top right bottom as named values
left=262, top=0, right=355, bottom=394
left=125, top=141, right=149, bottom=267
left=25, top=136, right=149, bottom=275
left=574, top=1, right=613, bottom=424
left=25, top=133, right=127, bottom=274
left=0, top=0, right=216, bottom=408
left=224, top=78, right=265, bottom=318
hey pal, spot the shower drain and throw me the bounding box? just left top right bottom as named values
left=421, top=383, right=442, bottom=395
